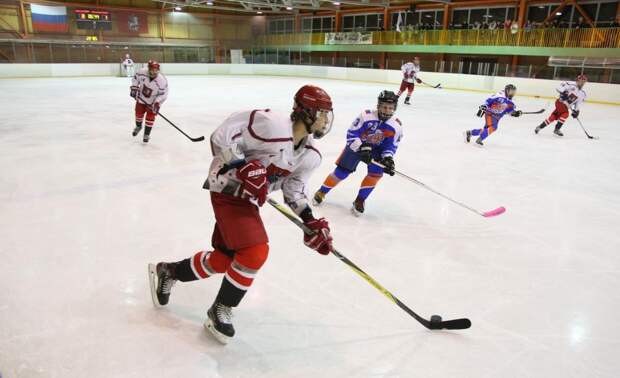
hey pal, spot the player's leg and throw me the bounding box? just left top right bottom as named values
left=536, top=100, right=561, bottom=134
left=143, top=108, right=156, bottom=143
left=204, top=192, right=269, bottom=343
left=553, top=103, right=569, bottom=137
left=397, top=80, right=407, bottom=97
left=314, top=147, right=359, bottom=205
left=474, top=114, right=497, bottom=146
left=404, top=83, right=414, bottom=105
left=352, top=163, right=383, bottom=216
left=133, top=102, right=146, bottom=136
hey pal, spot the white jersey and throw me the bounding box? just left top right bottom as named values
left=204, top=109, right=321, bottom=215
left=131, top=67, right=168, bottom=106
left=122, top=58, right=134, bottom=68
left=557, top=81, right=586, bottom=111
left=401, top=62, right=420, bottom=83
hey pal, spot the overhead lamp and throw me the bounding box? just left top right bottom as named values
left=257, top=11, right=263, bottom=14
left=333, top=1, right=341, bottom=5
left=174, top=6, right=182, bottom=11
left=286, top=6, right=293, bottom=10
left=556, top=12, right=562, bottom=15
left=207, top=1, right=214, bottom=5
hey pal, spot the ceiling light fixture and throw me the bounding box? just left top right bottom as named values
left=333, top=1, right=341, bottom=5
left=286, top=6, right=293, bottom=10
left=207, top=1, right=213, bottom=5
left=174, top=6, right=182, bottom=11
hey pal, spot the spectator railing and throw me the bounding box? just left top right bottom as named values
left=257, top=28, right=620, bottom=49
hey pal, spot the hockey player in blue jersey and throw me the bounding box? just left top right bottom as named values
left=464, top=84, right=522, bottom=147
left=313, top=90, right=403, bottom=216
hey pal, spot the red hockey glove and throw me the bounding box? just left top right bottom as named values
left=303, top=217, right=333, bottom=255
left=151, top=102, right=161, bottom=114
left=236, top=160, right=268, bottom=206
left=416, top=78, right=422, bottom=84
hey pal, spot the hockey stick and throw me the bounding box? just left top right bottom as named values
left=267, top=197, right=471, bottom=331
left=156, top=112, right=205, bottom=142
left=421, top=80, right=442, bottom=89
left=575, top=118, right=598, bottom=140
left=519, top=109, right=546, bottom=115
left=135, top=94, right=205, bottom=142
left=371, top=160, right=506, bottom=218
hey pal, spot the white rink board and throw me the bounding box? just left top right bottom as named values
left=1, top=63, right=618, bottom=105
left=1, top=75, right=620, bottom=378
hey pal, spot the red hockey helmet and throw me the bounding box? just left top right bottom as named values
left=292, top=85, right=334, bottom=139
left=148, top=60, right=160, bottom=71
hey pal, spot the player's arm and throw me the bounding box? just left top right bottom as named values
left=477, top=97, right=494, bottom=117
left=571, top=92, right=586, bottom=118
left=377, top=125, right=402, bottom=176
left=130, top=74, right=139, bottom=98
left=346, top=113, right=366, bottom=151
left=151, top=78, right=169, bottom=113
left=282, top=154, right=332, bottom=255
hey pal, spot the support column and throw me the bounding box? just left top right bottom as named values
left=160, top=10, right=166, bottom=43
left=19, top=0, right=28, bottom=37
left=333, top=11, right=342, bottom=66
left=443, top=4, right=450, bottom=30
left=295, top=14, right=301, bottom=33
left=511, top=55, right=518, bottom=76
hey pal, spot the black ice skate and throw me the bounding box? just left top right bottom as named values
left=534, top=123, right=545, bottom=134
left=205, top=302, right=235, bottom=344
left=143, top=134, right=150, bottom=143
left=404, top=96, right=411, bottom=105
left=475, top=137, right=484, bottom=147
left=148, top=262, right=177, bottom=307
left=132, top=123, right=142, bottom=137
left=313, top=190, right=326, bottom=206
left=463, top=130, right=471, bottom=143
left=351, top=197, right=365, bottom=217
left=554, top=128, right=564, bottom=137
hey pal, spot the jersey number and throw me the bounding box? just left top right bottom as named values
left=567, top=93, right=578, bottom=104
left=141, top=87, right=153, bottom=98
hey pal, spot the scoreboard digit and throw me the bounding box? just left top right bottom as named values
left=75, top=9, right=112, bottom=31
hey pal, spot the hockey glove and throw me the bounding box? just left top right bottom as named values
left=236, top=160, right=268, bottom=206
left=380, top=156, right=396, bottom=176
left=511, top=110, right=522, bottom=117
left=571, top=110, right=580, bottom=119
left=303, top=217, right=333, bottom=255
left=416, top=78, right=422, bottom=84
left=477, top=104, right=487, bottom=117
left=151, top=102, right=161, bottom=114
left=130, top=86, right=138, bottom=98
left=559, top=91, right=569, bottom=102
left=357, top=143, right=373, bottom=164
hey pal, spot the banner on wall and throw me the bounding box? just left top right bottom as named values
left=30, top=4, right=69, bottom=33
left=324, top=32, right=373, bottom=45
left=117, top=12, right=148, bottom=34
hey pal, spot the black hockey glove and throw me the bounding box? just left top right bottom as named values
left=380, top=156, right=395, bottom=176
left=511, top=110, right=522, bottom=117
left=559, top=91, right=569, bottom=102
left=571, top=110, right=580, bottom=119
left=130, top=86, right=138, bottom=98
left=476, top=104, right=487, bottom=117
left=357, top=143, right=373, bottom=164
left=415, top=78, right=422, bottom=84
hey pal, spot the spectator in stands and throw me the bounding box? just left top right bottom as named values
left=473, top=21, right=481, bottom=30
left=489, top=20, right=498, bottom=30
left=575, top=17, right=589, bottom=29
left=524, top=20, right=532, bottom=31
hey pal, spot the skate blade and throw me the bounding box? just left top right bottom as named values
left=351, top=206, right=363, bottom=217
left=312, top=198, right=323, bottom=207
left=147, top=263, right=162, bottom=308
left=204, top=319, right=231, bottom=345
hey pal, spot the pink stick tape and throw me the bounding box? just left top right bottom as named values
left=482, top=206, right=506, bottom=217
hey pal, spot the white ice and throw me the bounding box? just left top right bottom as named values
left=1, top=75, right=620, bottom=378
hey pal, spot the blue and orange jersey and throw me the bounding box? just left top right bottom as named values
left=346, top=110, right=403, bottom=158
left=483, top=90, right=516, bottom=119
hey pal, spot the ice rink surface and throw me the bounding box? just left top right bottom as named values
left=1, top=75, right=620, bottom=378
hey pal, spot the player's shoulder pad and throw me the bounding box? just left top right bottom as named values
left=248, top=109, right=293, bottom=142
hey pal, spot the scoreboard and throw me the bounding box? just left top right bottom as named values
left=75, top=9, right=112, bottom=31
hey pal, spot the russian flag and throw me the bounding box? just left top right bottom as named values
left=30, top=4, right=68, bottom=33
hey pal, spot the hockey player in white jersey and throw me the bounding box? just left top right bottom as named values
left=121, top=54, right=134, bottom=78
left=397, top=57, right=422, bottom=105
left=130, top=60, right=168, bottom=143
left=535, top=75, right=587, bottom=137
left=147, top=85, right=335, bottom=344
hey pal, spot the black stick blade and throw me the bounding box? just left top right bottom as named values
left=191, top=136, right=206, bottom=142
left=436, top=318, right=471, bottom=330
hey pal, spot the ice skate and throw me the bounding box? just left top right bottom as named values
left=463, top=130, right=471, bottom=143
left=351, top=197, right=365, bottom=217
left=475, top=137, right=484, bottom=147
left=313, top=190, right=326, bottom=206
left=205, top=302, right=235, bottom=344
left=132, top=124, right=142, bottom=137
left=148, top=262, right=177, bottom=307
